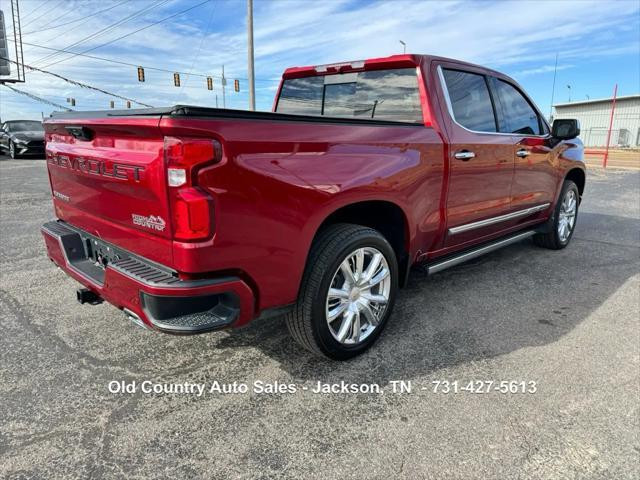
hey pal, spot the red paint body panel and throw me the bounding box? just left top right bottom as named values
left=41, top=54, right=585, bottom=327
left=159, top=116, right=444, bottom=309
left=45, top=117, right=173, bottom=266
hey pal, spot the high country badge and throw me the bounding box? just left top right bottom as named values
left=132, top=214, right=166, bottom=232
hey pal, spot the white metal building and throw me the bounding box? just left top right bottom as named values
left=553, top=94, right=640, bottom=147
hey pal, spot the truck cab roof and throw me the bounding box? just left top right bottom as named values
left=282, top=54, right=505, bottom=79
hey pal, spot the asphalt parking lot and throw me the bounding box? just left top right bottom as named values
left=1, top=156, right=638, bottom=480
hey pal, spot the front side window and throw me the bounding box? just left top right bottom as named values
left=492, top=79, right=542, bottom=135
left=441, top=69, right=497, bottom=133
left=276, top=68, right=423, bottom=123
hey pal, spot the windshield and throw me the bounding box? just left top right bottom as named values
left=276, top=68, right=423, bottom=123
left=6, top=121, right=44, bottom=132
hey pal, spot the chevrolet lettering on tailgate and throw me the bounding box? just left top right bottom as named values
left=47, top=152, right=145, bottom=182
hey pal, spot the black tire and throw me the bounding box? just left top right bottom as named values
left=286, top=223, right=398, bottom=360
left=534, top=180, right=579, bottom=250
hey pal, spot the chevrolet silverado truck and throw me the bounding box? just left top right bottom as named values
left=41, top=54, right=585, bottom=360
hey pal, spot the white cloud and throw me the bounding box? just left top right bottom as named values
left=515, top=64, right=575, bottom=78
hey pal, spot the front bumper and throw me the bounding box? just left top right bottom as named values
left=15, top=140, right=45, bottom=156
left=41, top=220, right=255, bottom=333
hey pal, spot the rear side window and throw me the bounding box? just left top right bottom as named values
left=276, top=68, right=423, bottom=123
left=276, top=76, right=324, bottom=115
left=441, top=69, right=497, bottom=132
left=492, top=79, right=542, bottom=135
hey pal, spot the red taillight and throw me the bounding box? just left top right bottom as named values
left=173, top=188, right=210, bottom=240
left=164, top=136, right=221, bottom=241
left=165, top=136, right=218, bottom=167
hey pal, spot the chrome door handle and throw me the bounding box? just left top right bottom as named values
left=516, top=149, right=530, bottom=157
left=454, top=150, right=475, bottom=160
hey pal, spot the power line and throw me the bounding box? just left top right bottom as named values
left=32, top=0, right=170, bottom=67
left=26, top=6, right=75, bottom=35
left=20, top=0, right=47, bottom=20
left=22, top=1, right=130, bottom=36
left=180, top=2, right=216, bottom=94
left=1, top=83, right=73, bottom=111
left=22, top=0, right=66, bottom=29
left=15, top=40, right=276, bottom=84
left=18, top=39, right=199, bottom=75
left=1, top=56, right=154, bottom=107
left=22, top=9, right=78, bottom=57
left=38, top=0, right=211, bottom=70
left=31, top=0, right=169, bottom=67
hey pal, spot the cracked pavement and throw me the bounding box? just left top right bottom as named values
left=1, top=157, right=639, bottom=479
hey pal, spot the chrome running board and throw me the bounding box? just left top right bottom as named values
left=426, top=230, right=536, bottom=275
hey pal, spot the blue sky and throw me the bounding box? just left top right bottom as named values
left=1, top=0, right=639, bottom=121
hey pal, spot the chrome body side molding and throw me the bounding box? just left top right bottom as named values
left=448, top=203, right=550, bottom=235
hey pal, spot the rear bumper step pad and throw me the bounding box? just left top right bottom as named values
left=42, top=220, right=255, bottom=333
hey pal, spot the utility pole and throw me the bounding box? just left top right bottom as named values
left=603, top=83, right=618, bottom=169
left=567, top=84, right=571, bottom=102
left=247, top=0, right=255, bottom=111
left=399, top=40, right=406, bottom=54
left=549, top=52, right=558, bottom=121
left=222, top=65, right=226, bottom=108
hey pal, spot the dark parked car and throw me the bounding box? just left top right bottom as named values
left=0, top=120, right=45, bottom=158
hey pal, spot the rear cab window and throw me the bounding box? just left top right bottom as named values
left=275, top=68, right=423, bottom=123
left=440, top=69, right=497, bottom=133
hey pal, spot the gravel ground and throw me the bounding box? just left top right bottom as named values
left=1, top=157, right=638, bottom=480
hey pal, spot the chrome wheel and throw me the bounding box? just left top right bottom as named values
left=558, top=189, right=577, bottom=242
left=9, top=141, right=15, bottom=158
left=325, top=247, right=391, bottom=345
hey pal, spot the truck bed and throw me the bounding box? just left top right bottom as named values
left=49, top=105, right=424, bottom=127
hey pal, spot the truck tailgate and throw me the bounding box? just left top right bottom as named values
left=44, top=117, right=173, bottom=266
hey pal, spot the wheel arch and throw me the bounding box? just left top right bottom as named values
left=565, top=167, right=586, bottom=201
left=309, top=200, right=411, bottom=288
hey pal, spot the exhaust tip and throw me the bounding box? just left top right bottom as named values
left=76, top=288, right=103, bottom=305
left=123, top=308, right=150, bottom=330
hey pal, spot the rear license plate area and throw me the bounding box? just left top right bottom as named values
left=84, top=236, right=127, bottom=270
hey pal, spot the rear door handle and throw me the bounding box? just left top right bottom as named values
left=516, top=149, right=530, bottom=157
left=454, top=150, right=475, bottom=161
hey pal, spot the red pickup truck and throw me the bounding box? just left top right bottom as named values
left=41, top=54, right=585, bottom=359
